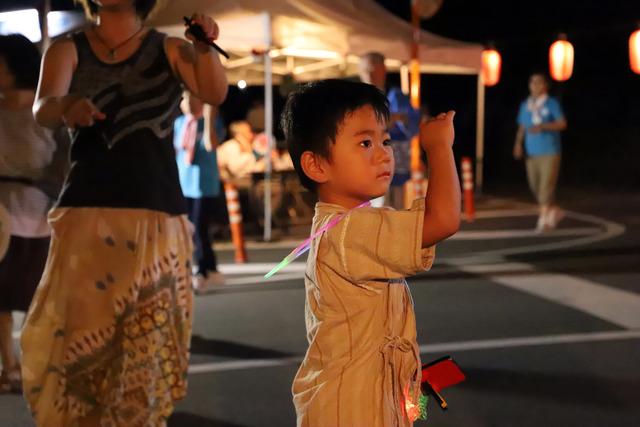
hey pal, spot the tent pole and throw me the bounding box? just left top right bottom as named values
left=38, top=0, right=51, bottom=51
left=475, top=72, right=485, bottom=193
left=263, top=13, right=274, bottom=241
left=408, top=0, right=425, bottom=205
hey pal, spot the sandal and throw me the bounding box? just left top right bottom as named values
left=0, top=364, right=22, bottom=394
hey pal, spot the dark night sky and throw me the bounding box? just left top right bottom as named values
left=3, top=0, right=640, bottom=190
left=376, top=0, right=640, bottom=191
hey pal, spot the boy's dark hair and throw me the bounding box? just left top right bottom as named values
left=281, top=79, right=390, bottom=192
left=76, top=0, right=158, bottom=20
left=0, top=34, right=41, bottom=90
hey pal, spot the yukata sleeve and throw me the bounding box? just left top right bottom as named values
left=328, top=199, right=435, bottom=283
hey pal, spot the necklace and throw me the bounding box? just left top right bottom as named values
left=92, top=25, right=145, bottom=60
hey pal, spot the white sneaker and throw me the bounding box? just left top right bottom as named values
left=535, top=214, right=548, bottom=233
left=546, top=207, right=565, bottom=230
left=192, top=272, right=225, bottom=294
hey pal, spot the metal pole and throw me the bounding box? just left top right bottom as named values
left=39, top=0, right=51, bottom=51
left=409, top=0, right=425, bottom=201
left=263, top=13, right=274, bottom=241
left=475, top=73, right=485, bottom=193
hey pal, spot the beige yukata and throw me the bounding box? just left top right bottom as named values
left=293, top=199, right=435, bottom=427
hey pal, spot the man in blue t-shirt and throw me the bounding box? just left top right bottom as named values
left=514, top=73, right=567, bottom=232
left=175, top=92, right=225, bottom=292
left=359, top=52, right=420, bottom=210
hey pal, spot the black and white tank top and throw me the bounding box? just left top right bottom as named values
left=56, top=29, right=186, bottom=215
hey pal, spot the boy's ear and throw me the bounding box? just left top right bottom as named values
left=300, top=151, right=330, bottom=185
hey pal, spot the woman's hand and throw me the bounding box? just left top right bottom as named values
left=62, top=98, right=106, bottom=129
left=184, top=13, right=220, bottom=52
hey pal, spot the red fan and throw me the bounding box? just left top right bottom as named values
left=421, top=356, right=466, bottom=411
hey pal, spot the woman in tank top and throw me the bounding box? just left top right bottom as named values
left=20, top=1, right=228, bottom=426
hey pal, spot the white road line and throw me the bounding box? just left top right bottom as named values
left=186, top=329, right=640, bottom=374
left=217, top=240, right=303, bottom=250
left=217, top=227, right=601, bottom=254
left=486, top=271, right=640, bottom=329
left=217, top=221, right=608, bottom=277
left=417, top=329, right=640, bottom=353
left=449, top=209, right=626, bottom=263
left=219, top=262, right=306, bottom=275
left=452, top=227, right=600, bottom=240
left=458, top=262, right=535, bottom=274
left=219, top=272, right=304, bottom=287
left=456, top=261, right=640, bottom=329
left=472, top=208, right=539, bottom=218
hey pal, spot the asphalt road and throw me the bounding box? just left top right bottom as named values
left=2, top=193, right=639, bottom=427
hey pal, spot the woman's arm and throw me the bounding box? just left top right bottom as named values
left=33, top=38, right=104, bottom=129
left=33, top=39, right=76, bottom=128
left=165, top=14, right=228, bottom=106
left=203, top=104, right=219, bottom=151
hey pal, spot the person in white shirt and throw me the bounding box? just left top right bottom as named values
left=217, top=120, right=259, bottom=189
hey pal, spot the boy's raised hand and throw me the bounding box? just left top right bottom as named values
left=420, top=110, right=455, bottom=151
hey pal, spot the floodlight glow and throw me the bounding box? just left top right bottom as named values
left=0, top=9, right=86, bottom=42
left=237, top=80, right=248, bottom=89
left=280, top=47, right=340, bottom=60
left=0, top=9, right=41, bottom=42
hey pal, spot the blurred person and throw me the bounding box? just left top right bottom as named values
left=514, top=72, right=567, bottom=232
left=246, top=99, right=265, bottom=133
left=20, top=0, right=228, bottom=425
left=0, top=34, right=56, bottom=395
left=217, top=120, right=259, bottom=188
left=174, top=91, right=225, bottom=293
left=282, top=79, right=460, bottom=427
left=252, top=132, right=294, bottom=172
left=217, top=120, right=262, bottom=227
left=360, top=52, right=420, bottom=210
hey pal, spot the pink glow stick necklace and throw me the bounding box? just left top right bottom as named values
left=264, top=200, right=371, bottom=279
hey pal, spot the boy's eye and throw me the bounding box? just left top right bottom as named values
left=383, top=139, right=392, bottom=146
left=360, top=140, right=372, bottom=148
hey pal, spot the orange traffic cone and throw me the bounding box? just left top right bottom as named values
left=461, top=157, right=475, bottom=222
left=224, top=182, right=248, bottom=263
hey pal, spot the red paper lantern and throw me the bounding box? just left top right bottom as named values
left=549, top=34, right=574, bottom=82
left=481, top=48, right=501, bottom=86
left=630, top=29, right=640, bottom=74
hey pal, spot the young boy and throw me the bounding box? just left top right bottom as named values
left=282, top=79, right=460, bottom=427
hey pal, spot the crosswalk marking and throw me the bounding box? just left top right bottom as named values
left=186, top=329, right=640, bottom=374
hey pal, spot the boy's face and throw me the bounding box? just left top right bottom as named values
left=320, top=105, right=394, bottom=205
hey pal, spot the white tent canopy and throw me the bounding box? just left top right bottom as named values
left=152, top=0, right=483, bottom=83
left=152, top=0, right=486, bottom=240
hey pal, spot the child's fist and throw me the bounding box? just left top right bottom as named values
left=420, top=110, right=455, bottom=151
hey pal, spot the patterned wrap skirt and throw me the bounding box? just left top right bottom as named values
left=20, top=207, right=194, bottom=427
